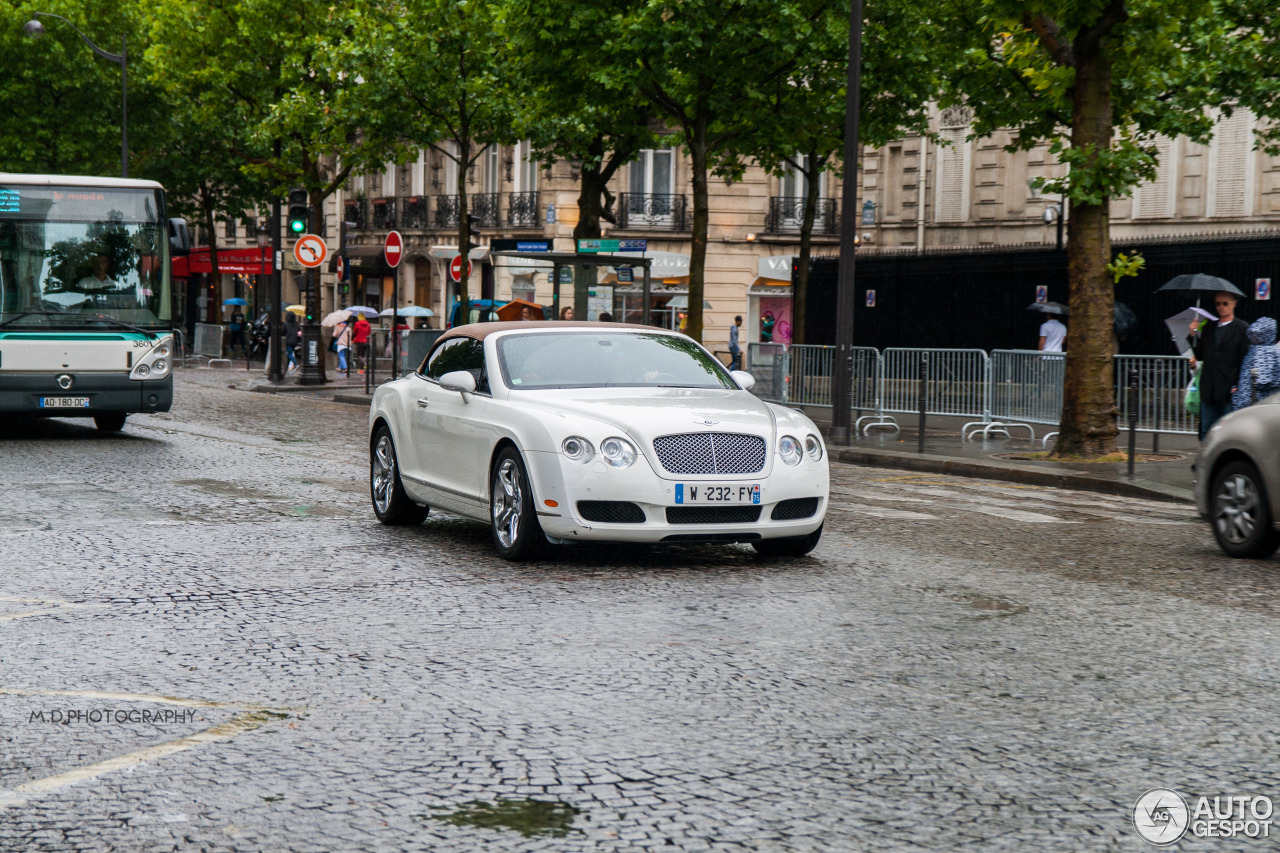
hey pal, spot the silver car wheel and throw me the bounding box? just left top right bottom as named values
left=1214, top=473, right=1259, bottom=545
left=372, top=434, right=396, bottom=515
left=492, top=458, right=523, bottom=548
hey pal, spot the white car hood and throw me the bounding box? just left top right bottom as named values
left=518, top=387, right=777, bottom=443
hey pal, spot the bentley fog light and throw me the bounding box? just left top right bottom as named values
left=561, top=436, right=594, bottom=463
left=600, top=437, right=637, bottom=468
left=804, top=434, right=824, bottom=461
left=779, top=435, right=802, bottom=466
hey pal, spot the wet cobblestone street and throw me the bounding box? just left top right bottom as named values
left=1, top=370, right=1276, bottom=851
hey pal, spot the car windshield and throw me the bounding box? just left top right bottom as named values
left=496, top=331, right=737, bottom=390
left=0, top=186, right=170, bottom=329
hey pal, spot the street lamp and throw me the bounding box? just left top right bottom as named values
left=1028, top=178, right=1066, bottom=250
left=24, top=13, right=128, bottom=178
left=255, top=222, right=270, bottom=326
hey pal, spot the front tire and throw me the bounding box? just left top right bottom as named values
left=94, top=414, right=127, bottom=432
left=490, top=447, right=546, bottom=561
left=1211, top=461, right=1280, bottom=558
left=752, top=523, right=823, bottom=558
left=370, top=427, right=429, bottom=526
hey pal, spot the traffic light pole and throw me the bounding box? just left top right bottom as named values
left=268, top=194, right=284, bottom=384
left=297, top=192, right=326, bottom=386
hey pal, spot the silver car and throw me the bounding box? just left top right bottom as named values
left=1195, top=395, right=1280, bottom=558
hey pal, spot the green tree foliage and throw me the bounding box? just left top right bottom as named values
left=348, top=0, right=521, bottom=313
left=1, top=0, right=147, bottom=176
left=942, top=0, right=1280, bottom=456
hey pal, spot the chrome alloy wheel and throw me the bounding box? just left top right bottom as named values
left=372, top=434, right=396, bottom=515
left=492, top=458, right=523, bottom=548
left=1214, top=473, right=1260, bottom=544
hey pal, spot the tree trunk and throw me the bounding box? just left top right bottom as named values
left=686, top=115, right=709, bottom=343
left=572, top=152, right=609, bottom=321
left=1050, top=44, right=1118, bottom=457
left=201, top=183, right=221, bottom=339
left=456, top=140, right=471, bottom=318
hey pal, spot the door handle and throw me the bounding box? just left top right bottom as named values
left=416, top=397, right=429, bottom=408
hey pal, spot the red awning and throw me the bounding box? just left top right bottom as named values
left=172, top=247, right=274, bottom=278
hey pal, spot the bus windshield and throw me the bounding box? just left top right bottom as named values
left=0, top=185, right=171, bottom=330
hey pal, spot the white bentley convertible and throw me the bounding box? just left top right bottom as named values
left=368, top=322, right=829, bottom=560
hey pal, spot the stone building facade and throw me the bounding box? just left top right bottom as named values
left=201, top=107, right=1279, bottom=355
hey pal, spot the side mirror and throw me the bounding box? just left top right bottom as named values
left=731, top=370, right=756, bottom=391
left=168, top=218, right=191, bottom=255
left=439, top=370, right=478, bottom=396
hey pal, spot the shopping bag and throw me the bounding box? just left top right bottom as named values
left=1185, top=365, right=1202, bottom=416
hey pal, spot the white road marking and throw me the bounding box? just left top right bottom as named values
left=0, top=598, right=93, bottom=623
left=829, top=503, right=938, bottom=520
left=956, top=505, right=1077, bottom=524
left=0, top=711, right=277, bottom=808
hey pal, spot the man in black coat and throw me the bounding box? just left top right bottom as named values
left=1189, top=291, right=1250, bottom=438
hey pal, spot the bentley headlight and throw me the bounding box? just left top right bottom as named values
left=779, top=435, right=802, bottom=466
left=600, top=437, right=637, bottom=468
left=804, top=434, right=824, bottom=461
left=562, top=436, right=595, bottom=463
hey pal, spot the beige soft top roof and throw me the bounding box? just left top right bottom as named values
left=439, top=321, right=676, bottom=342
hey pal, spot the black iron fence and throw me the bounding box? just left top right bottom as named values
left=507, top=191, right=540, bottom=228
left=800, top=230, right=1280, bottom=355
left=344, top=199, right=367, bottom=231
left=371, top=197, right=396, bottom=230
left=765, top=197, right=839, bottom=235
left=402, top=196, right=428, bottom=229
left=618, top=193, right=688, bottom=231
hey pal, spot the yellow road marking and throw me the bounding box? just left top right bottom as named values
left=0, top=688, right=228, bottom=708
left=0, top=598, right=93, bottom=623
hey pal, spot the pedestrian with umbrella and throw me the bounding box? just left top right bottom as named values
left=1161, top=275, right=1250, bottom=437
left=1028, top=302, right=1068, bottom=352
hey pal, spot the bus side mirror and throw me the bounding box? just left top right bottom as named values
left=168, top=218, right=191, bottom=255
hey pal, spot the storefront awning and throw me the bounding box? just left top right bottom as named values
left=172, top=247, right=273, bottom=278
left=330, top=246, right=390, bottom=275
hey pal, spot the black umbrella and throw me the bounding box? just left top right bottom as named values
left=1156, top=273, right=1246, bottom=297
left=1028, top=301, right=1068, bottom=316
left=1114, top=302, right=1137, bottom=339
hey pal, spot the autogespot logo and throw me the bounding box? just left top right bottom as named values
left=1134, top=789, right=1275, bottom=845
left=1134, top=789, right=1190, bottom=845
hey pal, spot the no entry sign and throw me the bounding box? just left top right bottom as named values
left=384, top=230, right=403, bottom=268
left=449, top=254, right=473, bottom=282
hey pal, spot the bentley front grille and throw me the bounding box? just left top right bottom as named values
left=652, top=433, right=766, bottom=475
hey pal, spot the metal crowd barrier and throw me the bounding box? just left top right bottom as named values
left=878, top=348, right=991, bottom=436
left=979, top=349, right=1065, bottom=441
left=192, top=323, right=223, bottom=358
left=1114, top=354, right=1196, bottom=439
left=745, top=343, right=1197, bottom=444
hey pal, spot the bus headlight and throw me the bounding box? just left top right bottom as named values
left=129, top=336, right=174, bottom=380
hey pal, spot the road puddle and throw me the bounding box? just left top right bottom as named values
left=426, top=798, right=582, bottom=838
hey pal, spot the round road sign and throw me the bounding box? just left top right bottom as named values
left=449, top=255, right=473, bottom=282
left=384, top=230, right=404, bottom=268
left=293, top=234, right=328, bottom=269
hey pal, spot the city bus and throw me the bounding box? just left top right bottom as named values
left=0, top=174, right=188, bottom=431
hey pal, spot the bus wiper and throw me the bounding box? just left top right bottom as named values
left=84, top=314, right=159, bottom=338
left=0, top=310, right=79, bottom=328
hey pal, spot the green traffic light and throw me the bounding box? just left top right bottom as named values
left=289, top=220, right=305, bottom=233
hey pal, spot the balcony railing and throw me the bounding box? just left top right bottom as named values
left=402, top=196, right=428, bottom=229
left=618, top=193, right=688, bottom=231
left=371, top=197, right=397, bottom=230
left=344, top=199, right=367, bottom=230
left=764, top=197, right=839, bottom=235
left=435, top=193, right=500, bottom=229
left=507, top=191, right=540, bottom=228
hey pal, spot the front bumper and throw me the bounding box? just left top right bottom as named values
left=525, top=449, right=828, bottom=543
left=0, top=373, right=173, bottom=416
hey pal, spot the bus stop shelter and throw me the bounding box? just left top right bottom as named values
left=489, top=251, right=653, bottom=323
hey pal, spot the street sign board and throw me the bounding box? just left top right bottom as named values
left=491, top=239, right=552, bottom=253
left=449, top=255, right=473, bottom=282
left=616, top=266, right=634, bottom=283
left=293, top=234, right=327, bottom=268
left=336, top=256, right=347, bottom=281
left=384, top=230, right=403, bottom=268
left=577, top=238, right=647, bottom=253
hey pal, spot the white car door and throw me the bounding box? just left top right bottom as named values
left=410, top=336, right=492, bottom=506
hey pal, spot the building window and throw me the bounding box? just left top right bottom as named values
left=1209, top=108, right=1254, bottom=217
left=224, top=219, right=237, bottom=240
left=934, top=107, right=972, bottom=223
left=411, top=150, right=426, bottom=196
left=629, top=147, right=675, bottom=198
left=484, top=145, right=500, bottom=194
left=1133, top=136, right=1177, bottom=219
left=515, top=141, right=538, bottom=193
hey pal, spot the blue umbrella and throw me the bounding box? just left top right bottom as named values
left=222, top=297, right=247, bottom=306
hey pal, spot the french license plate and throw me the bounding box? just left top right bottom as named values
left=39, top=397, right=91, bottom=409
left=675, top=484, right=761, bottom=505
